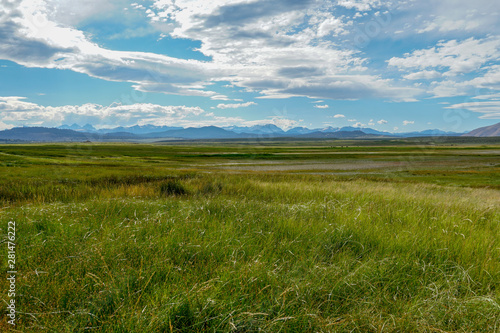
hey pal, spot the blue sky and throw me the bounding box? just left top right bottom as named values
left=1, top=0, right=500, bottom=132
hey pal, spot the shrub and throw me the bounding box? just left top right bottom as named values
left=159, top=180, right=188, bottom=196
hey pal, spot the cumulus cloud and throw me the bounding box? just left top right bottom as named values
left=3, top=0, right=500, bottom=127
left=404, top=70, right=442, bottom=81
left=445, top=101, right=500, bottom=119
left=0, top=96, right=205, bottom=128
left=216, top=101, right=257, bottom=109
left=0, top=0, right=225, bottom=97
left=402, top=120, right=414, bottom=126
left=333, top=114, right=345, bottom=118
left=377, top=119, right=387, bottom=124
left=412, top=0, right=500, bottom=34
left=314, top=104, right=329, bottom=109
left=388, top=37, right=500, bottom=76
left=0, top=0, right=422, bottom=102
left=389, top=37, right=500, bottom=99
left=337, top=0, right=381, bottom=12
left=0, top=96, right=306, bottom=128
left=242, top=116, right=300, bottom=130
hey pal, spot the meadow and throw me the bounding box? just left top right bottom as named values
left=0, top=139, right=499, bottom=332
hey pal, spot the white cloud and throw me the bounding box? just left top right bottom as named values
left=240, top=116, right=300, bottom=130
left=377, top=119, right=387, bottom=124
left=412, top=0, right=500, bottom=34
left=6, top=0, right=500, bottom=111
left=402, top=120, right=414, bottom=126
left=337, top=0, right=381, bottom=12
left=217, top=101, right=257, bottom=109
left=315, top=14, right=350, bottom=37
left=210, top=95, right=231, bottom=101
left=358, top=0, right=500, bottom=41
left=333, top=114, right=345, bottom=118
left=348, top=119, right=357, bottom=122
left=445, top=101, right=500, bottom=119
left=473, top=93, right=500, bottom=101
left=404, top=70, right=442, bottom=81
left=388, top=37, right=500, bottom=77
left=314, top=104, right=329, bottom=109
left=0, top=96, right=205, bottom=128
left=0, top=96, right=306, bottom=128
left=0, top=0, right=423, bottom=102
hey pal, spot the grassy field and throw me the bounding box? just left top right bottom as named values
left=0, top=140, right=499, bottom=332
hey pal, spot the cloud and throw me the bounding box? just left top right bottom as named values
left=333, top=114, right=345, bottom=118
left=0, top=96, right=306, bottom=128
left=217, top=101, right=257, bottom=109
left=388, top=37, right=500, bottom=99
left=0, top=0, right=423, bottom=102
left=0, top=96, right=205, bottom=128
left=388, top=37, right=500, bottom=77
left=412, top=0, right=500, bottom=34
left=473, top=93, right=500, bottom=101
left=357, top=0, right=500, bottom=40
left=314, top=104, right=329, bottom=109
left=377, top=119, right=387, bottom=124
left=0, top=0, right=224, bottom=97
left=445, top=101, right=500, bottom=119
left=5, top=0, right=500, bottom=112
left=210, top=95, right=231, bottom=101
left=242, top=116, right=300, bottom=130
left=337, top=0, right=381, bottom=11
left=402, top=120, right=414, bottom=126
left=403, top=70, right=442, bottom=81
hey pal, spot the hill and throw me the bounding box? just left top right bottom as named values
left=463, top=122, right=500, bottom=137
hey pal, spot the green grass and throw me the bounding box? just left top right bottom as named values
left=0, top=142, right=499, bottom=332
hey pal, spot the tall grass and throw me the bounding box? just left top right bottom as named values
left=0, top=143, right=499, bottom=331
left=1, top=173, right=499, bottom=332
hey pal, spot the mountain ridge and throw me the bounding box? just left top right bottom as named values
left=463, top=122, right=500, bottom=137
left=1, top=123, right=495, bottom=142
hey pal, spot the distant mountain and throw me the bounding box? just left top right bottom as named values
left=285, top=127, right=316, bottom=135
left=0, top=127, right=91, bottom=141
left=463, top=122, right=500, bottom=137
left=98, top=125, right=183, bottom=135
left=336, top=126, right=392, bottom=136
left=400, top=129, right=462, bottom=137
left=1, top=124, right=495, bottom=142
left=58, top=123, right=96, bottom=132
left=0, top=127, right=139, bottom=142
left=298, top=130, right=384, bottom=139
left=143, top=126, right=250, bottom=139
left=319, top=126, right=340, bottom=133
left=224, top=124, right=285, bottom=135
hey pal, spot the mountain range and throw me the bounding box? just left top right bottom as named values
left=0, top=122, right=497, bottom=142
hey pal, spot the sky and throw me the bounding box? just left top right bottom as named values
left=1, top=0, right=500, bottom=132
